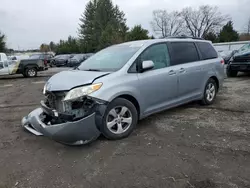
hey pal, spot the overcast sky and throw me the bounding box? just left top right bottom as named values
left=0, top=0, right=249, bottom=50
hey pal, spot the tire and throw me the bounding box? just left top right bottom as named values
left=227, top=68, right=238, bottom=77
left=100, top=98, right=138, bottom=140
left=25, top=67, right=37, bottom=77
left=201, top=78, right=218, bottom=105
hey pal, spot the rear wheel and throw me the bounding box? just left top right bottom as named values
left=25, top=67, right=37, bottom=77
left=100, top=98, right=138, bottom=140
left=227, top=68, right=238, bottom=77
left=201, top=78, right=218, bottom=105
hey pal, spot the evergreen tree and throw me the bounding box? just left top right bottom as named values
left=150, top=35, right=155, bottom=39
left=55, top=36, right=80, bottom=54
left=78, top=0, right=128, bottom=52
left=203, top=32, right=218, bottom=43
left=49, top=41, right=56, bottom=52
left=0, top=32, right=6, bottom=52
left=126, top=25, right=149, bottom=41
left=78, top=0, right=98, bottom=53
left=218, top=21, right=239, bottom=42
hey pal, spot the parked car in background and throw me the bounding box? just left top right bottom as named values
left=221, top=50, right=238, bottom=64
left=0, top=52, right=48, bottom=77
left=68, top=53, right=94, bottom=67
left=54, top=54, right=73, bottom=67
left=227, top=43, right=250, bottom=77
left=68, top=54, right=86, bottom=67
left=8, top=56, right=17, bottom=61
left=29, top=53, right=53, bottom=67
left=22, top=38, right=224, bottom=145
left=50, top=55, right=61, bottom=67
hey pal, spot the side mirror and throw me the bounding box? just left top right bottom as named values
left=142, top=60, right=154, bottom=72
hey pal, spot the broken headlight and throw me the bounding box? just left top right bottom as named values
left=63, top=83, right=102, bottom=101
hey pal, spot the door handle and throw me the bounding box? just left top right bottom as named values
left=168, top=70, right=176, bottom=75
left=179, top=68, right=186, bottom=73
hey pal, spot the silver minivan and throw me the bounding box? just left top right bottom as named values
left=22, top=38, right=225, bottom=145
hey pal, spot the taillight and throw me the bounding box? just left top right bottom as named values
left=220, top=59, right=224, bottom=64
left=44, top=59, right=48, bottom=66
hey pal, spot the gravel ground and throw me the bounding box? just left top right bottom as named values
left=0, top=68, right=250, bottom=188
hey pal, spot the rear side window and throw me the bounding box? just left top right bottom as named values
left=170, top=42, right=199, bottom=65
left=196, top=42, right=218, bottom=60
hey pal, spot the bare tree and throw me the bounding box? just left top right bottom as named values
left=246, top=17, right=250, bottom=35
left=151, top=10, right=184, bottom=38
left=181, top=5, right=228, bottom=38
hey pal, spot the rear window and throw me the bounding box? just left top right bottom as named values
left=196, top=42, right=218, bottom=60
left=29, top=54, right=41, bottom=59
left=170, top=42, right=199, bottom=65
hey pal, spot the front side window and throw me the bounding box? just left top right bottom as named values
left=140, top=43, right=170, bottom=70
left=0, top=62, right=3, bottom=69
left=170, top=42, right=199, bottom=65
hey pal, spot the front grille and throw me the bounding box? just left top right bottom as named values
left=45, top=92, right=66, bottom=112
left=44, top=92, right=96, bottom=119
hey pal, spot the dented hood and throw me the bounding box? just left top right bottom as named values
left=46, top=70, right=110, bottom=91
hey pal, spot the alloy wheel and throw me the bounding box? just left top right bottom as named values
left=106, top=106, right=133, bottom=135
left=28, top=69, right=36, bottom=77
left=206, top=83, right=216, bottom=102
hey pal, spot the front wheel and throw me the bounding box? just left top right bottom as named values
left=25, top=67, right=37, bottom=77
left=201, top=78, right=218, bottom=105
left=100, top=98, right=138, bottom=140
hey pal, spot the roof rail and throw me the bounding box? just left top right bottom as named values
left=166, top=36, right=204, bottom=40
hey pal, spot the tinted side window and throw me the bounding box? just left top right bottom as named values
left=170, top=42, right=199, bottom=65
left=141, top=43, right=170, bottom=69
left=197, top=42, right=218, bottom=60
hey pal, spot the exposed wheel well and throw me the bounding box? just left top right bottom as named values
left=116, top=95, right=140, bottom=118
left=24, top=66, right=38, bottom=71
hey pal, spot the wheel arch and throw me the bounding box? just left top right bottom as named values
left=24, top=65, right=38, bottom=71
left=209, top=76, right=219, bottom=90
left=114, top=94, right=141, bottom=119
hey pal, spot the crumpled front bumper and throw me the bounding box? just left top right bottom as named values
left=21, top=107, right=101, bottom=145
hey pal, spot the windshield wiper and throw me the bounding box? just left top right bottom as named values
left=73, top=66, right=80, bottom=70
left=83, top=69, right=101, bottom=72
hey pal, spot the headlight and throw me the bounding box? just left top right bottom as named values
left=63, top=83, right=102, bottom=101
left=43, top=84, right=47, bottom=94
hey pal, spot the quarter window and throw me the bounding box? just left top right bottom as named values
left=170, top=42, right=199, bottom=65
left=140, top=43, right=170, bottom=70
left=196, top=42, right=218, bottom=60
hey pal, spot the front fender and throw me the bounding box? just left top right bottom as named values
left=90, top=84, right=143, bottom=111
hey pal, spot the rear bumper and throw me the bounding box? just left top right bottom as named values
left=21, top=101, right=105, bottom=145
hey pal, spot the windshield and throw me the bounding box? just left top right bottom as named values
left=78, top=45, right=140, bottom=72
left=29, top=54, right=41, bottom=59
left=235, top=43, right=250, bottom=56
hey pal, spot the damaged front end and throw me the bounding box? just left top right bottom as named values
left=21, top=91, right=107, bottom=145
